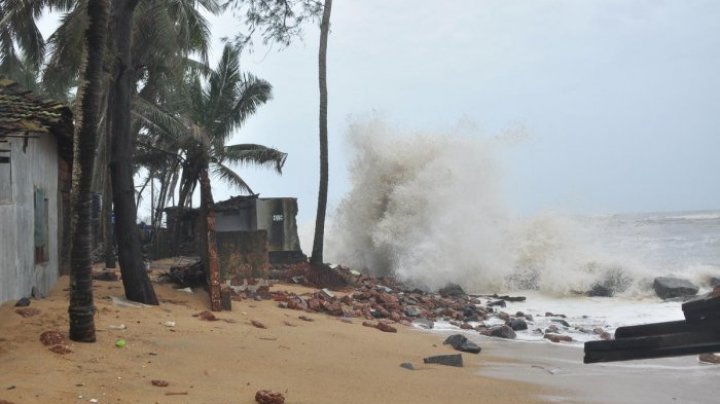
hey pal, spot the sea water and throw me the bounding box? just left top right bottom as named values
left=327, top=119, right=720, bottom=338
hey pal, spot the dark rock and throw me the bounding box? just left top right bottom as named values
left=14, top=297, right=30, bottom=307
left=487, top=300, right=506, bottom=308
left=709, top=277, right=720, bottom=288
left=497, top=311, right=510, bottom=321
left=545, top=312, right=566, bottom=318
left=423, top=354, right=464, bottom=367
left=588, top=284, right=614, bottom=297
left=412, top=318, right=434, bottom=329
left=31, top=286, right=41, bottom=299
left=551, top=319, right=571, bottom=327
left=524, top=314, right=534, bottom=322
left=489, top=325, right=517, bottom=339
left=443, top=334, right=481, bottom=354
left=438, top=283, right=466, bottom=298
left=545, top=324, right=560, bottom=333
left=400, top=362, right=415, bottom=370
left=404, top=305, right=422, bottom=317
left=151, top=380, right=169, bottom=387
left=492, top=294, right=526, bottom=302
left=653, top=277, right=699, bottom=299
left=508, top=318, right=528, bottom=331
left=515, top=311, right=525, bottom=317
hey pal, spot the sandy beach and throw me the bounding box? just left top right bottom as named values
left=0, top=271, right=548, bottom=404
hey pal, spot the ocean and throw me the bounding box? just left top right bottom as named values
left=326, top=121, right=719, bottom=338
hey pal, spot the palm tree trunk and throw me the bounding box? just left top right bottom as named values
left=69, top=0, right=110, bottom=343
left=310, top=0, right=333, bottom=266
left=199, top=162, right=222, bottom=311
left=103, top=167, right=116, bottom=268
left=108, top=0, right=158, bottom=305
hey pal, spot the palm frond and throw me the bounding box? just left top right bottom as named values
left=211, top=161, right=254, bottom=195
left=133, top=96, right=205, bottom=146
left=43, top=2, right=88, bottom=97
left=219, top=143, right=287, bottom=174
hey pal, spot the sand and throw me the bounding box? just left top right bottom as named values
left=0, top=270, right=547, bottom=404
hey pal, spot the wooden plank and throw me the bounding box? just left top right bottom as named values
left=584, top=330, right=720, bottom=363
left=584, top=340, right=720, bottom=363
left=615, top=319, right=720, bottom=339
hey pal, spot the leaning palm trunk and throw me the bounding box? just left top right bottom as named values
left=108, top=0, right=158, bottom=305
left=69, top=0, right=110, bottom=343
left=311, top=0, right=333, bottom=266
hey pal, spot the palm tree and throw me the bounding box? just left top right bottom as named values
left=310, top=0, right=332, bottom=266
left=144, top=44, right=284, bottom=309
left=68, top=0, right=110, bottom=342
left=171, top=44, right=287, bottom=212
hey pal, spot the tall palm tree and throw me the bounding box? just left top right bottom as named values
left=310, top=0, right=332, bottom=266
left=68, top=0, right=109, bottom=342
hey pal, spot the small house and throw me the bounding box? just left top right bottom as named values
left=161, top=195, right=305, bottom=279
left=0, top=77, right=73, bottom=304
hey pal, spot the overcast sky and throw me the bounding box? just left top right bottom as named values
left=201, top=0, right=720, bottom=222
left=38, top=1, right=720, bottom=223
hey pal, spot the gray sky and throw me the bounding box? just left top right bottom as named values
left=39, top=1, right=720, bottom=222
left=205, top=0, right=720, bottom=222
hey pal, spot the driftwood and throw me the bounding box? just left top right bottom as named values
left=584, top=290, right=720, bottom=363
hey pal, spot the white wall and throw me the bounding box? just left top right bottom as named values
left=0, top=134, right=60, bottom=303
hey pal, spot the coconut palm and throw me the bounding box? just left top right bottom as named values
left=309, top=0, right=332, bottom=266
left=68, top=0, right=109, bottom=342
left=173, top=44, right=287, bottom=211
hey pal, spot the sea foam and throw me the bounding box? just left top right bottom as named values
left=326, top=119, right=686, bottom=296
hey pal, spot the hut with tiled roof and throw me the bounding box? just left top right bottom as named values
left=0, top=76, right=74, bottom=304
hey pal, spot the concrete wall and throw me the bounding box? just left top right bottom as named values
left=0, top=135, right=60, bottom=303
left=255, top=198, right=302, bottom=252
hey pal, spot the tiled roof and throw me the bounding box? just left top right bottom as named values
left=0, top=76, right=72, bottom=135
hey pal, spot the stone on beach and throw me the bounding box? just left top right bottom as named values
left=423, top=354, right=464, bottom=367
left=255, top=390, right=285, bottom=404
left=485, top=325, right=516, bottom=339
left=653, top=277, right=699, bottom=299
left=443, top=334, right=481, bottom=354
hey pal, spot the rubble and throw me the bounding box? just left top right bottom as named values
left=151, top=380, right=170, bottom=387
left=255, top=390, right=285, bottom=404
left=39, top=331, right=65, bottom=346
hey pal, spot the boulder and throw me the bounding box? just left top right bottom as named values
left=653, top=277, right=699, bottom=299
left=508, top=318, right=528, bottom=331
left=587, top=284, right=614, bottom=297
left=551, top=319, right=570, bottom=328
left=423, top=354, right=463, bottom=367
left=438, top=283, right=466, bottom=298
left=488, top=325, right=516, bottom=339
left=443, top=334, right=481, bottom=354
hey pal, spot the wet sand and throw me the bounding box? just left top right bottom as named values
left=474, top=335, right=720, bottom=403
